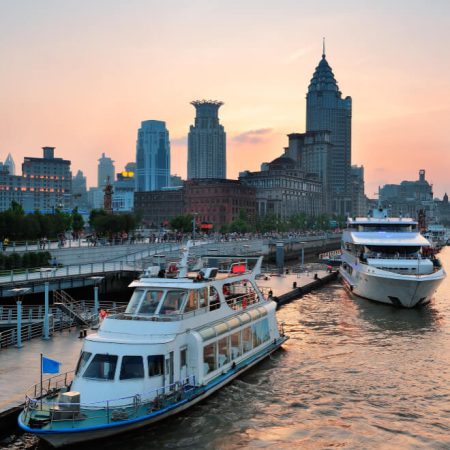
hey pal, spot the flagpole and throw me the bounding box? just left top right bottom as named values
left=40, top=353, right=43, bottom=410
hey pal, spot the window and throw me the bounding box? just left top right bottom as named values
left=160, top=290, right=185, bottom=314
left=218, top=337, right=229, bottom=367
left=184, top=290, right=199, bottom=313
left=209, top=286, right=220, bottom=310
left=120, top=356, right=144, bottom=380
left=242, top=327, right=253, bottom=353
left=75, top=351, right=92, bottom=375
left=148, top=355, right=164, bottom=376
left=139, top=290, right=164, bottom=314
left=125, top=289, right=145, bottom=314
left=230, top=331, right=242, bottom=359
left=203, top=342, right=217, bottom=374
left=83, top=354, right=118, bottom=380
left=180, top=348, right=187, bottom=368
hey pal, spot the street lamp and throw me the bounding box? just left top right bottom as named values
left=89, top=276, right=104, bottom=315
left=9, top=288, right=31, bottom=348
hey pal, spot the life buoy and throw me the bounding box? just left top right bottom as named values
left=242, top=297, right=248, bottom=310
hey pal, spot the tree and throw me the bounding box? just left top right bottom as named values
left=170, top=214, right=194, bottom=233
left=71, top=208, right=85, bottom=238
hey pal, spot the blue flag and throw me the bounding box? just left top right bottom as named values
left=42, top=356, right=61, bottom=374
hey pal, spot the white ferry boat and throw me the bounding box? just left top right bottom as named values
left=19, top=253, right=288, bottom=447
left=339, top=208, right=446, bottom=308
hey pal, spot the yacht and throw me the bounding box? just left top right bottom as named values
left=19, top=252, right=287, bottom=447
left=340, top=208, right=446, bottom=307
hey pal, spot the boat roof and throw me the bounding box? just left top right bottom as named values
left=348, top=217, right=417, bottom=225
left=129, top=272, right=252, bottom=289
left=346, top=231, right=430, bottom=246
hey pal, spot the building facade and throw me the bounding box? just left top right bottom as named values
left=379, top=170, right=434, bottom=219
left=134, top=188, right=184, bottom=228
left=306, top=47, right=352, bottom=216
left=284, top=131, right=332, bottom=212
left=187, top=100, right=226, bottom=180
left=97, top=153, right=115, bottom=188
left=4, top=153, right=16, bottom=176
left=184, top=179, right=256, bottom=229
left=350, top=165, right=367, bottom=216
left=239, top=157, right=323, bottom=220
left=112, top=171, right=135, bottom=212
left=136, top=120, right=170, bottom=192
left=21, top=147, right=72, bottom=213
left=0, top=164, right=22, bottom=211
left=72, top=169, right=88, bottom=211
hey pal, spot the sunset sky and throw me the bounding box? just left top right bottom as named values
left=0, top=0, right=449, bottom=197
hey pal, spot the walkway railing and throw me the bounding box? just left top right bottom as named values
left=23, top=374, right=197, bottom=429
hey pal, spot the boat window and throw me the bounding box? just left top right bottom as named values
left=218, top=337, right=229, bottom=367
left=203, top=342, right=217, bottom=374
left=199, top=327, right=216, bottom=341
left=214, top=322, right=228, bottom=336
left=120, top=356, right=144, bottom=380
left=148, top=355, right=164, bottom=377
left=139, top=290, right=164, bottom=315
left=125, top=289, right=145, bottom=314
left=238, top=312, right=252, bottom=325
left=159, top=290, right=185, bottom=315
left=75, top=351, right=92, bottom=375
left=198, top=288, right=208, bottom=309
left=242, top=327, right=253, bottom=353
left=180, top=348, right=187, bottom=368
left=184, top=290, right=199, bottom=313
left=209, top=287, right=221, bottom=311
left=83, top=354, right=118, bottom=380
left=252, top=318, right=270, bottom=347
left=226, top=317, right=241, bottom=331
left=230, top=331, right=242, bottom=359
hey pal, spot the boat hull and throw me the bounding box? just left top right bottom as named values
left=340, top=265, right=445, bottom=308
left=19, top=337, right=287, bottom=448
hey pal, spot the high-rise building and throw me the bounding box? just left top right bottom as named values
left=22, top=147, right=72, bottom=213
left=97, top=153, right=115, bottom=188
left=4, top=153, right=15, bottom=175
left=72, top=169, right=88, bottom=211
left=187, top=100, right=226, bottom=180
left=136, top=120, right=170, bottom=191
left=306, top=44, right=352, bottom=215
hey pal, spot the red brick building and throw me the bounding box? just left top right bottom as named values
left=184, top=179, right=256, bottom=229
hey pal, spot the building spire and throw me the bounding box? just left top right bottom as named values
left=322, top=37, right=326, bottom=58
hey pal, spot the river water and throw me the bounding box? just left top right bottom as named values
left=5, top=249, right=450, bottom=449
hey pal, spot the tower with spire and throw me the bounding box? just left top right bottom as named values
left=306, top=40, right=352, bottom=216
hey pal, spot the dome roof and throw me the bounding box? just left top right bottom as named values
left=269, top=156, right=296, bottom=169
left=308, top=55, right=340, bottom=93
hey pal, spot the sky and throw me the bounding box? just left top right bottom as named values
left=0, top=0, right=449, bottom=197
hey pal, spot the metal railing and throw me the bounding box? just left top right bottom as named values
left=23, top=374, right=197, bottom=429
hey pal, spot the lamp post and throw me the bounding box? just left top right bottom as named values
left=89, top=276, right=104, bottom=315
left=9, top=288, right=31, bottom=348
left=192, top=212, right=198, bottom=241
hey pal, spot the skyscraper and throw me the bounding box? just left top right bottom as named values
left=135, top=120, right=170, bottom=191
left=306, top=43, right=352, bottom=215
left=187, top=100, right=226, bottom=180
left=4, top=153, right=15, bottom=175
left=97, top=153, right=115, bottom=188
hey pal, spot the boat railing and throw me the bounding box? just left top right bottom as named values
left=359, top=253, right=434, bottom=262
left=23, top=375, right=197, bottom=429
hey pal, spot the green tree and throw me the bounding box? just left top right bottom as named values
left=170, top=214, right=194, bottom=233
left=71, top=208, right=85, bottom=238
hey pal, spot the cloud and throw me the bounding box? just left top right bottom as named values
left=285, top=46, right=313, bottom=63
left=171, top=136, right=187, bottom=146
left=232, top=128, right=273, bottom=144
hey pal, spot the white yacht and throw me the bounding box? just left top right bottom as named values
left=340, top=208, right=446, bottom=308
left=19, top=253, right=287, bottom=447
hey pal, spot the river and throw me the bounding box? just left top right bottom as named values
left=5, top=249, right=450, bottom=449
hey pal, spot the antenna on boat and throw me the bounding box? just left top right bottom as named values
left=177, top=240, right=193, bottom=278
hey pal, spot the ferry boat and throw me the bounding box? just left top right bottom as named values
left=18, top=251, right=288, bottom=447
left=339, top=208, right=446, bottom=308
